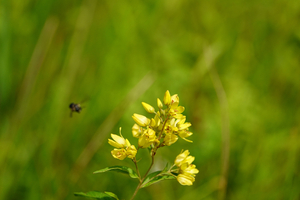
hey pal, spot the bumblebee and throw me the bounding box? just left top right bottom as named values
left=69, top=103, right=82, bottom=117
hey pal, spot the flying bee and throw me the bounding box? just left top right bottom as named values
left=69, top=103, right=82, bottom=117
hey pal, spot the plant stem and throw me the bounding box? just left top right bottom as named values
left=130, top=182, right=142, bottom=200
left=131, top=110, right=169, bottom=199
left=133, top=158, right=141, bottom=180
left=130, top=155, right=155, bottom=200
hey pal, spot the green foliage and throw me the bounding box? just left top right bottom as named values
left=1, top=0, right=300, bottom=199
left=94, top=166, right=139, bottom=179
left=141, top=171, right=176, bottom=188
left=74, top=191, right=118, bottom=200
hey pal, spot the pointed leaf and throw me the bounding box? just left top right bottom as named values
left=104, top=192, right=119, bottom=200
left=162, top=162, right=170, bottom=172
left=141, top=171, right=175, bottom=188
left=93, top=166, right=139, bottom=179
left=74, top=191, right=118, bottom=200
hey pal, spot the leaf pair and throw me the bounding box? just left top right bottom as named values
left=75, top=165, right=175, bottom=200
left=94, top=165, right=175, bottom=188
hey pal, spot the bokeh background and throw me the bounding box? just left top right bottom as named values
left=1, top=0, right=300, bottom=199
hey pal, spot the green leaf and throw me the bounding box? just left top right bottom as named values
left=162, top=162, right=170, bottom=172
left=141, top=171, right=176, bottom=188
left=103, top=192, right=119, bottom=200
left=74, top=191, right=118, bottom=200
left=93, top=166, right=139, bottom=179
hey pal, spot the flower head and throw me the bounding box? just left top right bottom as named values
left=111, top=148, right=127, bottom=160
left=174, top=150, right=198, bottom=186
left=138, top=128, right=157, bottom=148
left=108, top=128, right=137, bottom=160
left=126, top=145, right=137, bottom=159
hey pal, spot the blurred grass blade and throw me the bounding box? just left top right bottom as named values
left=15, top=16, right=59, bottom=123
left=94, top=166, right=139, bottom=179
left=204, top=46, right=230, bottom=200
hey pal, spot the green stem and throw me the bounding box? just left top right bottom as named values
left=133, top=158, right=141, bottom=180
left=131, top=110, right=170, bottom=200
left=157, top=115, right=169, bottom=140
left=130, top=156, right=155, bottom=200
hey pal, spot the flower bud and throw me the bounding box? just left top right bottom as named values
left=157, top=98, right=163, bottom=109
left=142, top=102, right=155, bottom=114
left=163, top=90, right=171, bottom=106
left=150, top=118, right=156, bottom=127
left=132, top=113, right=150, bottom=127
left=177, top=174, right=195, bottom=186
left=132, top=124, right=143, bottom=138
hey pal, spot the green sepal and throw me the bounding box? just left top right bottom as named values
left=74, top=191, right=118, bottom=200
left=93, top=166, right=139, bottom=179
left=141, top=171, right=175, bottom=188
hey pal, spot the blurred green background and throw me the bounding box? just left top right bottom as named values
left=1, top=0, right=300, bottom=199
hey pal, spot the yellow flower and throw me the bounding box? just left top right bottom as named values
left=108, top=128, right=137, bottom=160
left=132, top=113, right=150, bottom=127
left=175, top=117, right=193, bottom=142
left=163, top=133, right=178, bottom=146
left=150, top=113, right=161, bottom=127
left=178, top=122, right=191, bottom=130
left=108, top=134, right=128, bottom=148
left=180, top=163, right=199, bottom=175
left=142, top=102, right=155, bottom=114
left=177, top=174, right=195, bottom=186
left=174, top=150, right=195, bottom=167
left=138, top=128, right=157, bottom=148
left=126, top=145, right=137, bottom=159
left=132, top=124, right=143, bottom=138
left=169, top=98, right=185, bottom=119
left=111, top=148, right=127, bottom=160
left=174, top=150, right=198, bottom=185
left=163, top=90, right=171, bottom=106
left=178, top=130, right=193, bottom=142
left=166, top=118, right=179, bottom=133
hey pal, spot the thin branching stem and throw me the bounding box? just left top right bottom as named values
left=133, top=158, right=141, bottom=180
left=130, top=154, right=155, bottom=200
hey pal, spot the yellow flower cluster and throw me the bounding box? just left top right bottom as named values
left=174, top=150, right=199, bottom=185
left=131, top=90, right=193, bottom=148
left=107, top=90, right=198, bottom=186
left=108, top=128, right=137, bottom=160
